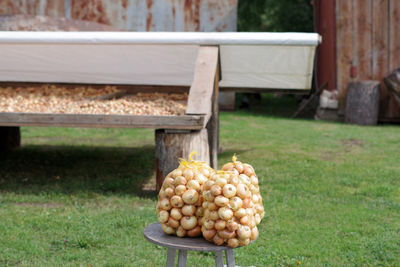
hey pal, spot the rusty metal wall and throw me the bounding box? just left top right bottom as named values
left=0, top=0, right=237, bottom=32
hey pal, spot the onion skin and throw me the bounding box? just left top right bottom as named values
left=165, top=187, right=175, bottom=198
left=200, top=168, right=210, bottom=177
left=237, top=225, right=251, bottom=240
left=218, top=229, right=236, bottom=239
left=207, top=202, right=218, bottom=211
left=161, top=223, right=176, bottom=235
left=204, top=190, right=215, bottom=202
left=176, top=226, right=187, bottom=237
left=229, top=197, right=243, bottom=211
left=228, top=176, right=239, bottom=186
left=196, top=174, right=208, bottom=184
left=214, top=220, right=226, bottom=231
left=158, top=189, right=167, bottom=199
left=187, top=226, right=201, bottom=237
left=180, top=216, right=197, bottom=230
left=170, top=208, right=183, bottom=221
left=210, top=185, right=222, bottom=196
left=226, top=220, right=239, bottom=231
left=218, top=207, right=233, bottom=221
left=237, top=184, right=250, bottom=198
left=213, top=234, right=225, bottom=245
left=157, top=210, right=169, bottom=223
left=198, top=216, right=206, bottom=226
left=202, top=228, right=216, bottom=241
left=214, top=196, right=229, bottom=207
left=215, top=178, right=227, bottom=187
left=204, top=219, right=215, bottom=230
left=238, top=238, right=250, bottom=246
left=203, top=180, right=215, bottom=191
left=182, top=189, right=199, bottom=205
left=195, top=207, right=204, bottom=217
left=234, top=163, right=244, bottom=173
left=187, top=180, right=201, bottom=191
left=171, top=169, right=183, bottom=178
left=174, top=176, right=187, bottom=186
left=170, top=196, right=184, bottom=208
left=243, top=164, right=254, bottom=176
left=183, top=169, right=194, bottom=180
left=182, top=205, right=196, bottom=216
left=209, top=211, right=219, bottom=221
left=234, top=208, right=246, bottom=218
left=222, top=163, right=234, bottom=171
left=240, top=215, right=250, bottom=226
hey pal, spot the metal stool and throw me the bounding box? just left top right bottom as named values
left=144, top=223, right=236, bottom=267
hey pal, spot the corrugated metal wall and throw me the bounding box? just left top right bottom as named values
left=0, top=0, right=237, bottom=32
left=336, top=0, right=400, bottom=121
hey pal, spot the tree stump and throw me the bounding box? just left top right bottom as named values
left=345, top=81, right=380, bottom=125
left=155, top=129, right=210, bottom=191
left=0, top=126, right=21, bottom=150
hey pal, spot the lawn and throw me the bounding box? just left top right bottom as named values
left=0, top=95, right=399, bottom=266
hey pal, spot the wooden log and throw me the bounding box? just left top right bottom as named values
left=155, top=129, right=210, bottom=191
left=345, top=81, right=380, bottom=125
left=0, top=126, right=20, bottom=149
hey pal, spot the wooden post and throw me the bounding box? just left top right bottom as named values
left=345, top=81, right=380, bottom=125
left=207, top=64, right=219, bottom=170
left=155, top=129, right=210, bottom=191
left=0, top=126, right=20, bottom=150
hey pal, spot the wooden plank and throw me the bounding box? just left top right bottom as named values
left=353, top=0, right=373, bottom=80
left=177, top=250, right=187, bottom=267
left=372, top=0, right=390, bottom=117
left=336, top=0, right=353, bottom=109
left=166, top=248, right=176, bottom=267
left=225, top=249, right=235, bottom=267
left=186, top=46, right=219, bottom=118
left=215, top=251, right=224, bottom=267
left=207, top=65, right=219, bottom=169
left=0, top=113, right=205, bottom=130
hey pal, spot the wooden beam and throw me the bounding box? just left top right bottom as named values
left=186, top=46, right=219, bottom=123
left=0, top=113, right=205, bottom=130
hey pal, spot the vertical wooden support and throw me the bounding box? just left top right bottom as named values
left=225, top=248, right=235, bottom=267
left=215, top=251, right=224, bottom=267
left=166, top=248, right=176, bottom=267
left=0, top=126, right=20, bottom=150
left=177, top=250, right=187, bottom=267
left=155, top=129, right=210, bottom=191
left=207, top=64, right=219, bottom=170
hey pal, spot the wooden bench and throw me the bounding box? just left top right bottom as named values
left=0, top=31, right=320, bottom=190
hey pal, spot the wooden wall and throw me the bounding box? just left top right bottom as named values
left=335, top=0, right=400, bottom=121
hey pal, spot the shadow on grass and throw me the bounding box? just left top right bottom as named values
left=0, top=144, right=157, bottom=198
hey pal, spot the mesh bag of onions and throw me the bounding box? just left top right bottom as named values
left=200, top=155, right=264, bottom=247
left=156, top=152, right=215, bottom=237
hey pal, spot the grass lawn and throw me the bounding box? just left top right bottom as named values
left=0, top=95, right=399, bottom=266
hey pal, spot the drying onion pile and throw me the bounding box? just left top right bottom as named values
left=156, top=153, right=215, bottom=237
left=156, top=153, right=264, bottom=248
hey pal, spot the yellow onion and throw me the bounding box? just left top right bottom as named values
left=171, top=169, right=183, bottom=178
left=187, top=180, right=201, bottom=191
left=237, top=184, right=250, bottom=198
left=204, top=190, right=215, bottom=202
left=174, top=176, right=187, bottom=186
left=160, top=198, right=171, bottom=210
left=243, top=164, right=254, bottom=176
left=196, top=173, right=208, bottom=184
left=210, top=185, right=222, bottom=196
left=187, top=226, right=201, bottom=237
left=238, top=238, right=250, bottom=246
left=165, top=187, right=175, bottom=198
left=163, top=177, right=175, bottom=188
left=182, top=189, right=199, bottom=205
left=218, top=229, right=236, bottom=239
left=157, top=210, right=169, bottom=223
left=181, top=216, right=197, bottom=230
left=176, top=226, right=187, bottom=237
left=218, top=207, right=233, bottom=221
left=170, top=208, right=182, bottom=221
left=213, top=234, right=225, bottom=245
left=200, top=168, right=210, bottom=177
left=195, top=207, right=204, bottom=217
left=204, top=219, right=215, bottom=229
left=207, top=202, right=218, bottom=211
left=226, top=219, right=239, bottom=231
left=215, top=219, right=226, bottom=231
left=161, top=223, right=176, bottom=235
left=203, top=180, right=215, bottom=191
left=202, top=228, right=216, bottom=241
left=229, top=197, right=243, bottom=211
left=223, top=184, right=237, bottom=198
left=237, top=225, right=251, bottom=240
left=168, top=217, right=180, bottom=228
left=234, top=208, right=246, bottom=218
left=251, top=226, right=259, bottom=240
left=227, top=238, right=239, bottom=248
left=222, top=162, right=234, bottom=171
left=183, top=168, right=194, bottom=180
left=209, top=211, right=219, bottom=221
left=182, top=205, right=196, bottom=216
left=250, top=175, right=258, bottom=185
left=202, top=201, right=208, bottom=209
left=214, top=196, right=229, bottom=207
left=170, top=195, right=184, bottom=208
left=215, top=177, right=227, bottom=187
left=174, top=185, right=186, bottom=196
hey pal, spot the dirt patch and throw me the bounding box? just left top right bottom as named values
left=340, top=139, right=364, bottom=153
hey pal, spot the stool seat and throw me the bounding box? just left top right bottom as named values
left=143, top=223, right=236, bottom=267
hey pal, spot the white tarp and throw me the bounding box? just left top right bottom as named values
left=0, top=31, right=320, bottom=89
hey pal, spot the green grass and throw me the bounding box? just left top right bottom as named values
left=0, top=94, right=399, bottom=266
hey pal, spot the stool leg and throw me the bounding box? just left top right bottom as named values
left=177, top=250, right=187, bottom=267
left=225, top=249, right=235, bottom=267
left=166, top=248, right=176, bottom=267
left=215, top=251, right=224, bottom=267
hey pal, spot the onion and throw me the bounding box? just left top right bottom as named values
left=187, top=226, right=201, bottom=237
left=200, top=168, right=210, bottom=177
left=157, top=210, right=169, bottom=223
left=168, top=217, right=179, bottom=228
left=176, top=226, right=187, bottom=237
left=174, top=185, right=186, bottom=196
left=210, top=185, right=222, bottom=196
left=196, top=173, right=208, bottom=184
left=226, top=220, right=239, bottom=231
left=227, top=238, right=239, bottom=248
left=234, top=208, right=246, bottom=218
left=182, top=205, right=196, bottom=216
left=204, top=219, right=215, bottom=229
left=160, top=198, right=171, bottom=210
left=237, top=184, right=250, bottom=198
left=213, top=234, right=225, bottom=245
left=222, top=162, right=234, bottom=171
left=243, top=164, right=254, bottom=176
left=170, top=208, right=183, bottom=220
left=195, top=207, right=204, bottom=217
left=163, top=177, right=175, bottom=188
left=164, top=187, right=175, bottom=198
left=202, top=201, right=208, bottom=209
left=234, top=163, right=244, bottom=173
left=209, top=211, right=219, bottom=221
left=207, top=202, right=218, bottom=211
left=198, top=216, right=205, bottom=226
left=183, top=168, right=194, bottom=180
left=202, top=228, right=216, bottom=241
left=252, top=194, right=260, bottom=203
left=248, top=217, right=256, bottom=228
left=214, top=196, right=229, bottom=207
left=182, top=189, right=199, bottom=205
left=170, top=196, right=184, bottom=208
left=158, top=189, right=166, bottom=199
left=180, top=216, right=197, bottom=230
left=237, top=225, right=251, bottom=240
left=242, top=198, right=251, bottom=208
left=215, top=178, right=227, bottom=187
left=203, top=180, right=215, bottom=191
left=161, top=223, right=176, bottom=235
left=174, top=176, right=187, bottom=186
left=250, top=175, right=258, bottom=185
left=204, top=190, right=215, bottom=202
left=171, top=169, right=183, bottom=178
left=229, top=197, right=243, bottom=211
left=239, top=215, right=250, bottom=226
left=218, top=229, right=236, bottom=239
left=251, top=226, right=259, bottom=240
left=223, top=184, right=237, bottom=198
left=239, top=174, right=251, bottom=186
left=228, top=176, right=239, bottom=186
left=218, top=207, right=233, bottom=221
left=238, top=238, right=250, bottom=246
left=246, top=208, right=254, bottom=217
left=255, top=213, right=261, bottom=225
left=187, top=180, right=201, bottom=191
left=214, top=220, right=226, bottom=231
